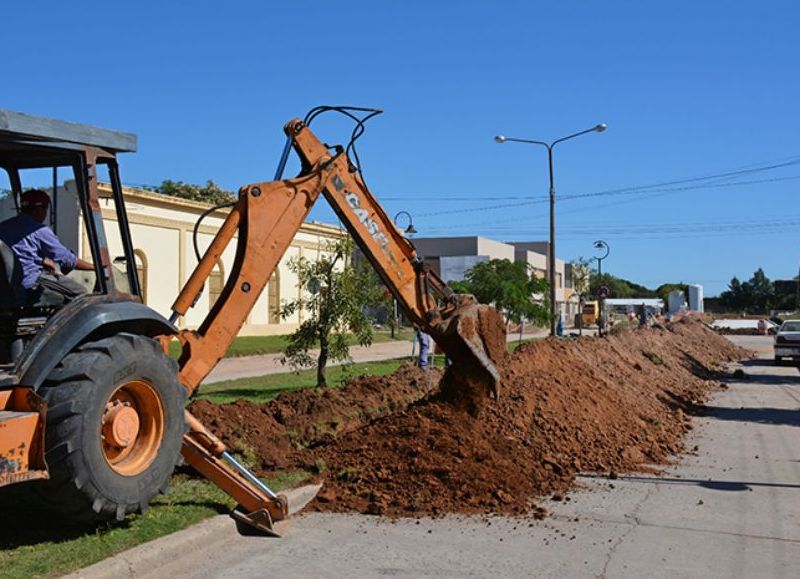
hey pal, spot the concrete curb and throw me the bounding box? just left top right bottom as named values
left=64, top=484, right=322, bottom=579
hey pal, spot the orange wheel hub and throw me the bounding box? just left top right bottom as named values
left=101, top=380, right=165, bottom=476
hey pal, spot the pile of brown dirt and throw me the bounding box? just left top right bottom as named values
left=306, top=319, right=750, bottom=517
left=192, top=319, right=749, bottom=519
left=189, top=364, right=439, bottom=471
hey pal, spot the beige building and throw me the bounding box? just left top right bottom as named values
left=409, top=236, right=574, bottom=324
left=0, top=183, right=345, bottom=336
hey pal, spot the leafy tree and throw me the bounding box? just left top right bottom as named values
left=446, top=279, right=471, bottom=294
left=569, top=258, right=592, bottom=299
left=157, top=179, right=234, bottom=206
left=720, top=276, right=744, bottom=310
left=719, top=268, right=775, bottom=312
left=458, top=259, right=550, bottom=327
left=589, top=272, right=656, bottom=299
left=750, top=268, right=774, bottom=310
left=280, top=237, right=384, bottom=387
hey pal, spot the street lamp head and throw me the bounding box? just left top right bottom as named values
left=593, top=240, right=604, bottom=248
left=494, top=135, right=506, bottom=143
left=394, top=210, right=417, bottom=236
left=594, top=123, right=608, bottom=133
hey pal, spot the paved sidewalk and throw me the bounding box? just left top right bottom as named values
left=205, top=328, right=550, bottom=383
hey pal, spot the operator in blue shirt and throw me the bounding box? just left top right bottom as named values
left=0, top=189, right=93, bottom=303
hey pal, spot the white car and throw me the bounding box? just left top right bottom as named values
left=774, top=320, right=800, bottom=364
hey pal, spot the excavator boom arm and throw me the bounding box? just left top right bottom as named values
left=168, top=115, right=504, bottom=535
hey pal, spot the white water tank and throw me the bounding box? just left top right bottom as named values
left=668, top=290, right=685, bottom=314
left=688, top=284, right=704, bottom=312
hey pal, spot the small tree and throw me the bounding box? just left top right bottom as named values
left=280, top=237, right=384, bottom=387
left=569, top=258, right=591, bottom=299
left=569, top=258, right=592, bottom=333
left=460, top=259, right=550, bottom=328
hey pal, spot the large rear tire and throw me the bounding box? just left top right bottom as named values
left=36, top=333, right=186, bottom=522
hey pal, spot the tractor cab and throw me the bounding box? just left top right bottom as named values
left=0, top=110, right=173, bottom=381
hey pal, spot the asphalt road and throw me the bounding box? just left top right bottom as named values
left=74, top=335, right=800, bottom=578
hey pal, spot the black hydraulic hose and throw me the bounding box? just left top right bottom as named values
left=302, top=106, right=383, bottom=188
left=192, top=200, right=236, bottom=262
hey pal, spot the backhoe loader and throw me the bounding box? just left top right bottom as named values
left=0, top=106, right=505, bottom=535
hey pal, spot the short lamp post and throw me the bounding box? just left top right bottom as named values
left=593, top=239, right=610, bottom=336
left=391, top=211, right=418, bottom=337
left=495, top=124, right=607, bottom=336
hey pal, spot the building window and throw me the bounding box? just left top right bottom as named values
left=268, top=269, right=280, bottom=324
left=209, top=261, right=225, bottom=309
left=557, top=273, right=563, bottom=288
left=134, top=249, right=148, bottom=305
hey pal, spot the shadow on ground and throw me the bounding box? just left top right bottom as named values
left=702, top=405, right=800, bottom=427
left=582, top=474, right=800, bottom=492
left=0, top=481, right=229, bottom=550
left=0, top=484, right=106, bottom=549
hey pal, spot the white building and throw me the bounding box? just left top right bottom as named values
left=408, top=236, right=573, bottom=323
left=410, top=236, right=515, bottom=282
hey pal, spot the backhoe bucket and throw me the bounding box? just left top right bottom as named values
left=431, top=300, right=507, bottom=411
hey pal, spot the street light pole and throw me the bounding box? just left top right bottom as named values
left=495, top=124, right=607, bottom=337
left=548, top=146, right=556, bottom=338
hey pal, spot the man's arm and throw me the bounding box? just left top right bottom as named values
left=35, top=226, right=79, bottom=273
left=43, top=256, right=93, bottom=271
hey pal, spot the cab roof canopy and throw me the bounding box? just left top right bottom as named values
left=0, top=109, right=136, bottom=156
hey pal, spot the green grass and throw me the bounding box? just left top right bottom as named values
left=197, top=351, right=454, bottom=404
left=197, top=357, right=416, bottom=404
left=0, top=470, right=310, bottom=579
left=168, top=328, right=414, bottom=359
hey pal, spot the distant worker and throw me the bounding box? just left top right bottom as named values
left=757, top=318, right=768, bottom=336
left=415, top=327, right=431, bottom=368
left=597, top=311, right=606, bottom=336
left=0, top=189, right=93, bottom=303
left=639, top=303, right=648, bottom=327
left=556, top=314, right=564, bottom=337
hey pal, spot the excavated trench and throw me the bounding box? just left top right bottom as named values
left=189, top=319, right=749, bottom=518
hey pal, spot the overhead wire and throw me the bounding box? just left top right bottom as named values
left=415, top=171, right=800, bottom=218
left=378, top=153, right=800, bottom=218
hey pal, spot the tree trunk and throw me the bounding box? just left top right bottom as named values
left=317, top=334, right=328, bottom=387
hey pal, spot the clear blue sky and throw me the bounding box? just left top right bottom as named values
left=4, top=1, right=799, bottom=295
